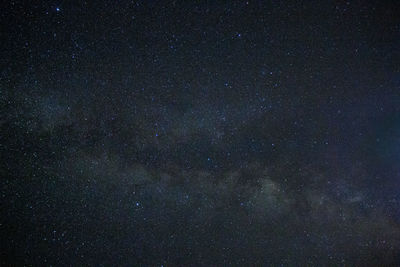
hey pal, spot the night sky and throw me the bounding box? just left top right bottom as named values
left=1, top=0, right=400, bottom=265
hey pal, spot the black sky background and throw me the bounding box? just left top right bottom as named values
left=1, top=0, right=400, bottom=265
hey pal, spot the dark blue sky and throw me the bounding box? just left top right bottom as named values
left=2, top=0, right=400, bottom=265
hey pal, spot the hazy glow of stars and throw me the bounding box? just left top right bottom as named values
left=3, top=1, right=399, bottom=265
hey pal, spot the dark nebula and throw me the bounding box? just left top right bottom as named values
left=1, top=0, right=400, bottom=265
